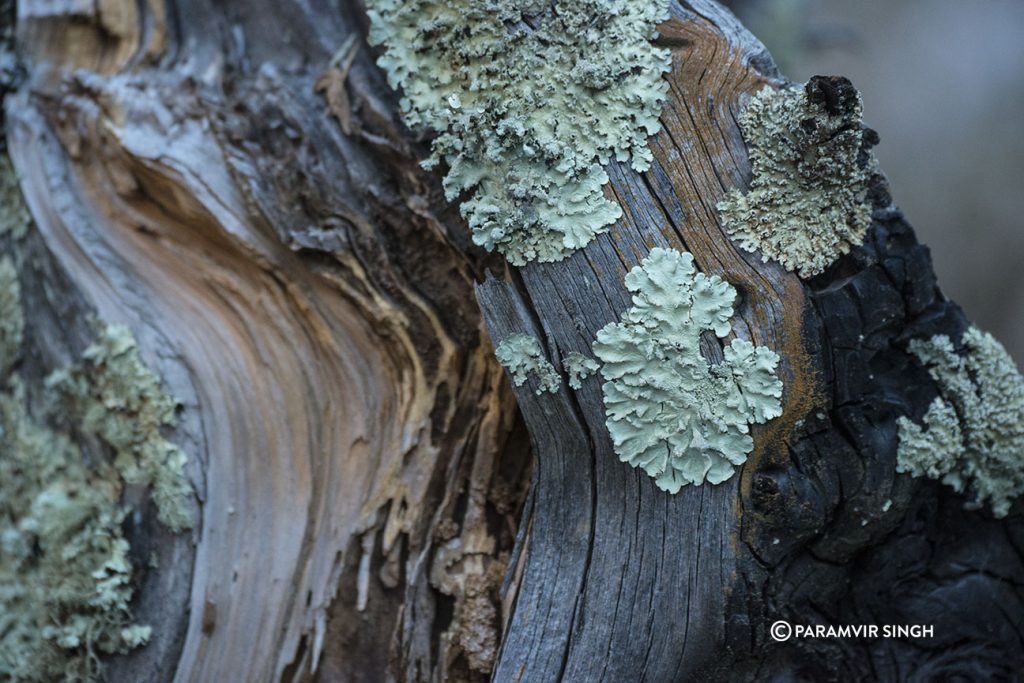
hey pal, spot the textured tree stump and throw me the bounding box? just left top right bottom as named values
left=2, top=0, right=1021, bottom=681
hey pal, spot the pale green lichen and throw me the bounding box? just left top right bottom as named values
left=0, top=383, right=152, bottom=682
left=592, top=247, right=783, bottom=492
left=1, top=267, right=153, bottom=681
left=495, top=333, right=560, bottom=395
left=896, top=326, right=1024, bottom=517
left=563, top=351, right=599, bottom=390
left=47, top=325, right=193, bottom=532
left=366, top=0, right=671, bottom=265
left=0, top=158, right=30, bottom=241
left=897, top=398, right=963, bottom=481
left=0, top=257, right=22, bottom=375
left=717, top=79, right=875, bottom=278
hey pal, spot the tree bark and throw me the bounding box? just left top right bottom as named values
left=2, top=0, right=1021, bottom=681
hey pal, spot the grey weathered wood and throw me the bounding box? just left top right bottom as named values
left=3, top=0, right=1022, bottom=680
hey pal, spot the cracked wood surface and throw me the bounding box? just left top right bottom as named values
left=483, top=2, right=1022, bottom=680
left=8, top=0, right=527, bottom=680
left=4, top=0, right=1022, bottom=681
left=478, top=3, right=812, bottom=679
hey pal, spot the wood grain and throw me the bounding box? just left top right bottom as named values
left=5, top=0, right=1022, bottom=680
left=9, top=0, right=526, bottom=680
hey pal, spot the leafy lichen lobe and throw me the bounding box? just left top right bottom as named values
left=495, top=333, right=560, bottom=395
left=592, top=248, right=783, bottom=493
left=718, top=76, right=877, bottom=278
left=897, top=326, right=1024, bottom=517
left=564, top=351, right=599, bottom=390
left=366, top=0, right=671, bottom=265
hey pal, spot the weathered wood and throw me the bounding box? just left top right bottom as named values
left=7, top=0, right=526, bottom=680
left=474, top=1, right=1023, bottom=679
left=3, top=0, right=1022, bottom=680
left=467, top=3, right=804, bottom=679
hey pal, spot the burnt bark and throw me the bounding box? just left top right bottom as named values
left=2, top=0, right=1021, bottom=681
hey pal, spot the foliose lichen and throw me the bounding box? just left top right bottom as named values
left=0, top=158, right=30, bottom=241
left=0, top=264, right=154, bottom=682
left=47, top=325, right=194, bottom=532
left=495, top=333, right=560, bottom=395
left=896, top=398, right=962, bottom=481
left=563, top=351, right=599, bottom=390
left=896, top=326, right=1024, bottom=517
left=366, top=0, right=671, bottom=265
left=717, top=76, right=877, bottom=278
left=0, top=257, right=22, bottom=375
left=592, top=247, right=783, bottom=492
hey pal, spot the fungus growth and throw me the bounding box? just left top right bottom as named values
left=366, top=0, right=671, bottom=265
left=717, top=77, right=877, bottom=278
left=592, top=248, right=783, bottom=493
left=896, top=326, right=1024, bottom=517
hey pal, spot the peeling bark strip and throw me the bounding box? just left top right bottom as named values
left=2, top=0, right=1022, bottom=682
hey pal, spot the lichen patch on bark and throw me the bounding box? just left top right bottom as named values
left=366, top=0, right=671, bottom=265
left=897, top=326, right=1024, bottom=517
left=718, top=76, right=877, bottom=278
left=592, top=247, right=783, bottom=492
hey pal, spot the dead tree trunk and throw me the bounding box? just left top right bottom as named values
left=1, top=0, right=1021, bottom=681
